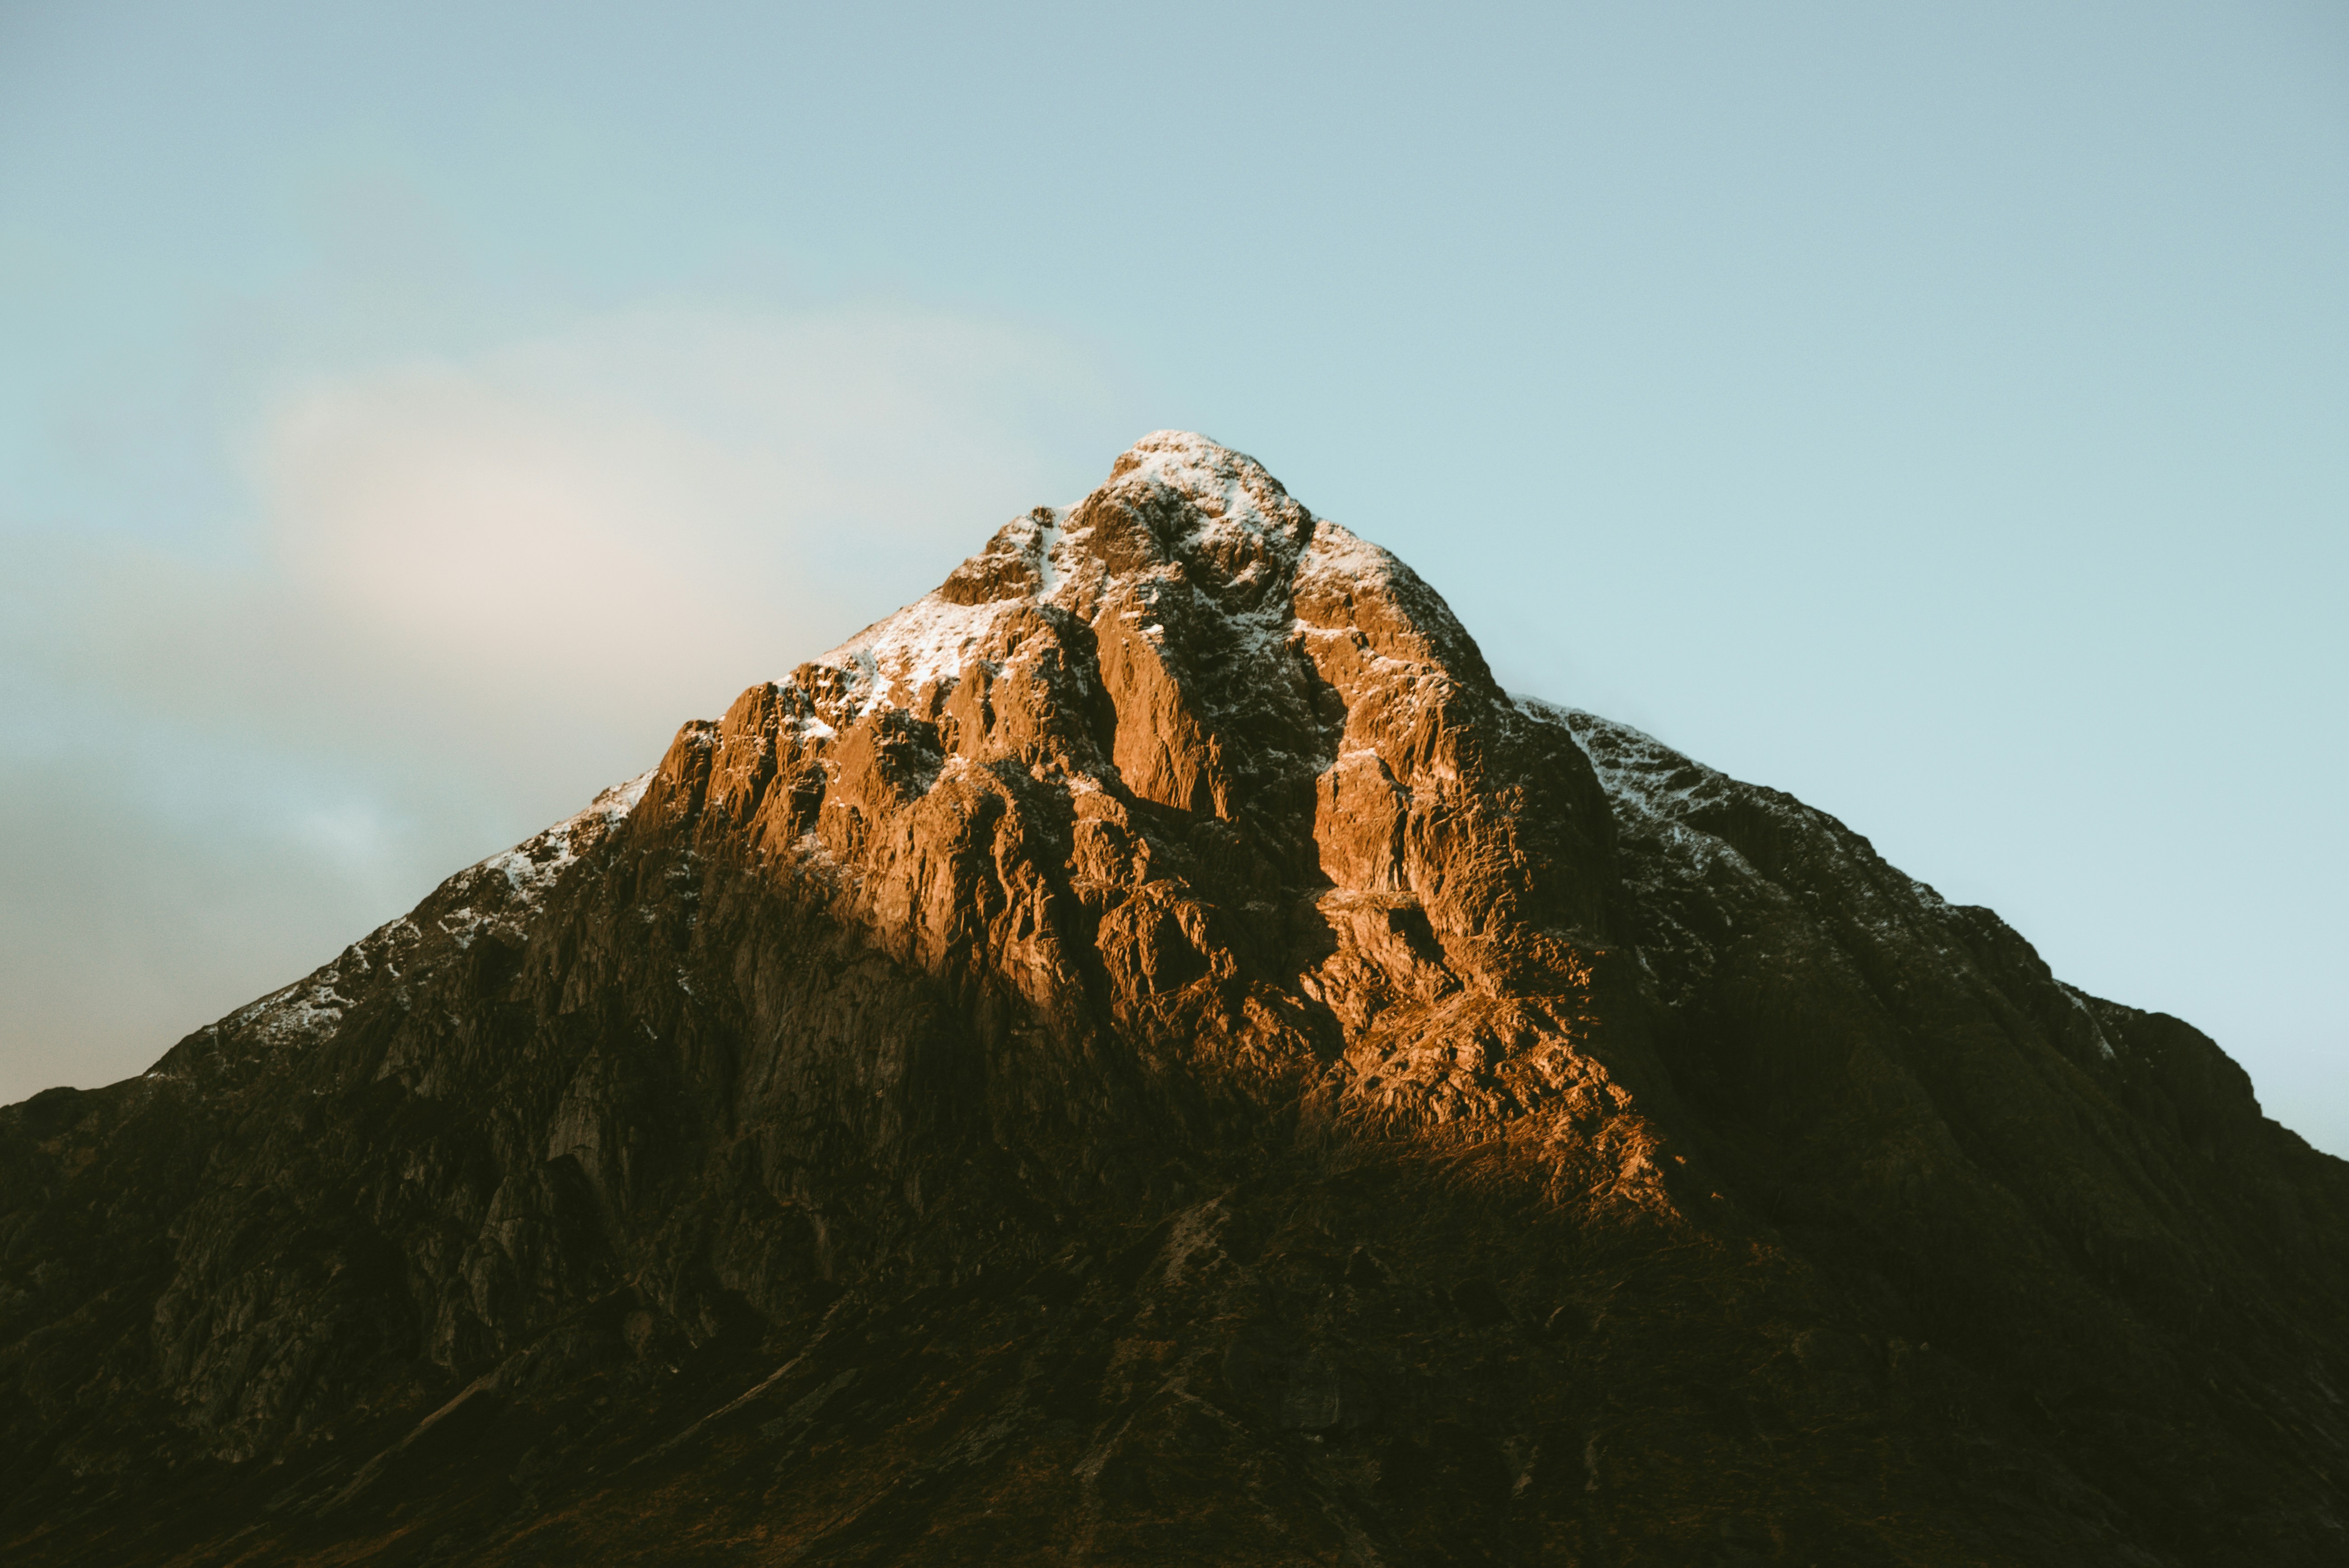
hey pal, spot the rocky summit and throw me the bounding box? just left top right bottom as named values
left=4, top=433, right=2345, bottom=1566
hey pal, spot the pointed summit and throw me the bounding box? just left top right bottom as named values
left=5, top=437, right=2344, bottom=1565
left=781, top=433, right=1605, bottom=954
left=818, top=430, right=1370, bottom=723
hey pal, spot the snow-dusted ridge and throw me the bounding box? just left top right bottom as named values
left=436, top=765, right=657, bottom=947
left=816, top=593, right=1030, bottom=724
left=479, top=766, right=657, bottom=907
left=149, top=769, right=664, bottom=1074
left=810, top=430, right=1406, bottom=729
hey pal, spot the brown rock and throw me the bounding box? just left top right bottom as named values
left=2, top=432, right=2344, bottom=1565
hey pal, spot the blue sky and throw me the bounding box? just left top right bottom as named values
left=3, top=1, right=2345, bottom=1153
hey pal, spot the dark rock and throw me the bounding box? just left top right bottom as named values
left=1, top=432, right=2344, bottom=1564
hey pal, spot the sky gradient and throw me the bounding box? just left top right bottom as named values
left=3, top=1, right=2345, bottom=1153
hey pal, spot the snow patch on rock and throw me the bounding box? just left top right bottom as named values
left=1109, top=430, right=1306, bottom=554
left=427, top=767, right=662, bottom=953
left=481, top=766, right=657, bottom=910
left=810, top=433, right=1335, bottom=727
left=816, top=595, right=1021, bottom=722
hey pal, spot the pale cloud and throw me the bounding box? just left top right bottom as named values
left=250, top=304, right=1127, bottom=711
left=0, top=302, right=1145, bottom=1102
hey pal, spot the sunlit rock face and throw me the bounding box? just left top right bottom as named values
left=3, top=433, right=2344, bottom=1565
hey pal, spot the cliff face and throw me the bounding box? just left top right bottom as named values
left=3, top=433, right=2344, bottom=1567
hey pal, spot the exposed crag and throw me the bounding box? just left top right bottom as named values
left=4, top=434, right=2344, bottom=1565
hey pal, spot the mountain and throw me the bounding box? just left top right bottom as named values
left=3, top=433, right=2344, bottom=1566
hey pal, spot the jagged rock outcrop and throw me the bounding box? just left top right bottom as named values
left=3, top=433, right=2344, bottom=1565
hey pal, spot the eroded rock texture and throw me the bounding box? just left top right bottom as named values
left=4, top=433, right=2344, bottom=1565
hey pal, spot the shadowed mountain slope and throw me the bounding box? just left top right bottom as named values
left=4, top=433, right=2344, bottom=1565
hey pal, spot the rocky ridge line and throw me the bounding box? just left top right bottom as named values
left=1, top=433, right=2343, bottom=1567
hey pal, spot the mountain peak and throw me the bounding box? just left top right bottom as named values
left=5, top=437, right=2345, bottom=1565
left=808, top=434, right=1479, bottom=798
left=1103, top=428, right=1304, bottom=535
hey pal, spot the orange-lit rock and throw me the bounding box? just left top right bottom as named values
left=3, top=433, right=2344, bottom=1565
